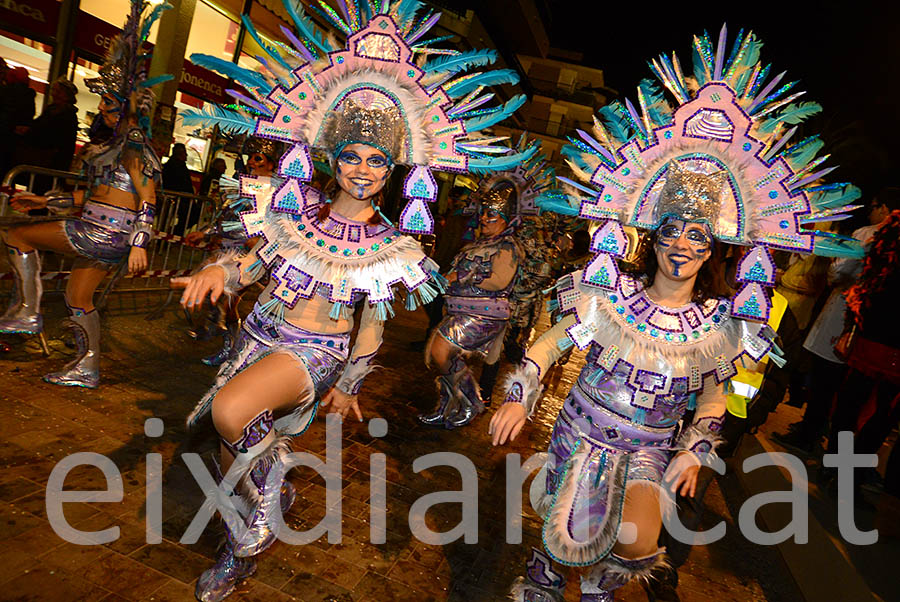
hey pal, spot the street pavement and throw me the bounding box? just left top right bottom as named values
left=0, top=290, right=807, bottom=601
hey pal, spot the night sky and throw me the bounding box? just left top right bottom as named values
left=471, top=1, right=900, bottom=198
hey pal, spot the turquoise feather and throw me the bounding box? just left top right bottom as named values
left=284, top=0, right=335, bottom=55
left=758, top=102, right=822, bottom=133
left=809, top=184, right=862, bottom=210
left=423, top=49, right=498, bottom=73
left=138, top=74, right=173, bottom=89
left=466, top=145, right=538, bottom=174
left=189, top=54, right=270, bottom=91
left=813, top=237, right=865, bottom=259
left=181, top=105, right=256, bottom=135
left=445, top=70, right=519, bottom=98
left=597, top=103, right=631, bottom=144
left=463, top=94, right=525, bottom=132
left=242, top=15, right=291, bottom=70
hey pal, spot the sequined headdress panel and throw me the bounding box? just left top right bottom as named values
left=182, top=1, right=536, bottom=234
left=319, top=96, right=404, bottom=163
left=654, top=161, right=727, bottom=226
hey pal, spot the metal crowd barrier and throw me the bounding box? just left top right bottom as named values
left=0, top=165, right=215, bottom=314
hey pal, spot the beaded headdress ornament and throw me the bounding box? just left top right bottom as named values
left=542, top=25, right=865, bottom=321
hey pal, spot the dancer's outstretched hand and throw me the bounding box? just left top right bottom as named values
left=321, top=387, right=363, bottom=422
left=175, top=265, right=225, bottom=308
left=663, top=451, right=701, bottom=498
left=489, top=402, right=527, bottom=446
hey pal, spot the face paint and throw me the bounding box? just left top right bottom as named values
left=99, top=95, right=122, bottom=128
left=654, top=218, right=712, bottom=282
left=335, top=143, right=391, bottom=200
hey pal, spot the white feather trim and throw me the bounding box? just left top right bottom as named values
left=509, top=577, right=566, bottom=602
left=257, top=199, right=439, bottom=305
left=558, top=271, right=774, bottom=397
left=502, top=361, right=543, bottom=417
left=542, top=446, right=628, bottom=567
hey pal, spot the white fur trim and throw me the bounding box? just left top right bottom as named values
left=542, top=446, right=628, bottom=567
left=202, top=249, right=246, bottom=296
left=502, top=360, right=543, bottom=417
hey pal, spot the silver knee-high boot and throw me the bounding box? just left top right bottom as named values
left=43, top=305, right=100, bottom=388
left=510, top=547, right=567, bottom=602
left=0, top=248, right=42, bottom=334
left=579, top=549, right=668, bottom=602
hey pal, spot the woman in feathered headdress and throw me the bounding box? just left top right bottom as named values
left=490, top=26, right=864, bottom=601
left=418, top=136, right=560, bottom=428
left=173, top=1, right=534, bottom=598
left=0, top=1, right=169, bottom=388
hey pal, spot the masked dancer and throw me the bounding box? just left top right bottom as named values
left=490, top=26, right=864, bottom=601
left=419, top=137, right=561, bottom=427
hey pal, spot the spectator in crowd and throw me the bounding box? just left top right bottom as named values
left=19, top=77, right=79, bottom=194
left=774, top=190, right=899, bottom=455
left=162, top=142, right=197, bottom=235
left=199, top=157, right=227, bottom=196
left=0, top=66, right=36, bottom=179
left=821, top=208, right=900, bottom=502
left=162, top=142, right=195, bottom=193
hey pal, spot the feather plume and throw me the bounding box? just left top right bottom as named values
left=284, top=0, right=335, bottom=55
left=444, top=69, right=519, bottom=98
left=463, top=94, right=526, bottom=132
left=189, top=53, right=270, bottom=91
left=181, top=105, right=256, bottom=135
left=423, top=49, right=497, bottom=73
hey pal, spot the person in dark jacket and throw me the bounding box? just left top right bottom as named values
left=20, top=78, right=79, bottom=194
left=0, top=66, right=36, bottom=179
left=162, top=142, right=197, bottom=234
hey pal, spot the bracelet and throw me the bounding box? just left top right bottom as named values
left=129, top=200, right=156, bottom=248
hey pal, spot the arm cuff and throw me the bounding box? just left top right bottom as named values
left=335, top=351, right=378, bottom=395
left=675, top=415, right=725, bottom=459
left=501, top=358, right=543, bottom=417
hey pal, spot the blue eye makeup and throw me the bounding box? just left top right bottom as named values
left=337, top=151, right=361, bottom=165
left=366, top=155, right=388, bottom=169
left=658, top=222, right=711, bottom=248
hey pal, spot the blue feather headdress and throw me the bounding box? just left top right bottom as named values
left=545, top=24, right=864, bottom=323
left=181, top=0, right=532, bottom=235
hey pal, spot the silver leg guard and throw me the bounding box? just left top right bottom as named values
left=43, top=306, right=100, bottom=388
left=510, top=547, right=567, bottom=602
left=232, top=434, right=294, bottom=558
left=445, top=363, right=484, bottom=428
left=579, top=548, right=668, bottom=602
left=0, top=248, right=42, bottom=334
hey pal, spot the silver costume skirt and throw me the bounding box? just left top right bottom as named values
left=437, top=313, right=508, bottom=362
left=188, top=304, right=348, bottom=436
left=63, top=201, right=134, bottom=265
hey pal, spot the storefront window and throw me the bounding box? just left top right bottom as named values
left=185, top=1, right=240, bottom=61
left=80, top=0, right=161, bottom=44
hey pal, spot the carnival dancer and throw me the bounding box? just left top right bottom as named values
left=419, top=183, right=521, bottom=427
left=420, top=136, right=562, bottom=426
left=184, top=137, right=283, bottom=366
left=175, top=1, right=533, bottom=599
left=0, top=0, right=168, bottom=388
left=489, top=26, right=864, bottom=601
